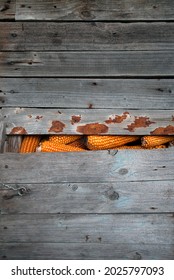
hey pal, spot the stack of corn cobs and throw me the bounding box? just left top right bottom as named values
left=19, top=135, right=174, bottom=153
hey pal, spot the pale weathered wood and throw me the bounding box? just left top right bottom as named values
left=0, top=150, right=174, bottom=183
left=0, top=181, right=174, bottom=214
left=16, top=0, right=174, bottom=21
left=0, top=243, right=173, bottom=260
left=5, top=135, right=22, bottom=152
left=1, top=78, right=174, bottom=109
left=1, top=51, right=174, bottom=77
left=0, top=0, right=16, bottom=20
left=2, top=108, right=174, bottom=135
left=1, top=22, right=174, bottom=51
left=1, top=214, right=173, bottom=244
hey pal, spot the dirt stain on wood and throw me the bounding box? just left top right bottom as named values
left=10, top=127, right=27, bottom=134
left=71, top=115, right=81, bottom=125
left=77, top=123, right=108, bottom=134
left=151, top=125, right=174, bottom=135
left=105, top=112, right=129, bottom=124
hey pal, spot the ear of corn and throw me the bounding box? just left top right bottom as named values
left=68, top=137, right=87, bottom=149
left=40, top=141, right=86, bottom=152
left=141, top=136, right=174, bottom=148
left=87, top=135, right=140, bottom=150
left=49, top=135, right=82, bottom=145
left=116, top=145, right=143, bottom=150
left=20, top=136, right=40, bottom=153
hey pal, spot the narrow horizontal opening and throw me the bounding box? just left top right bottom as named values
left=2, top=135, right=174, bottom=153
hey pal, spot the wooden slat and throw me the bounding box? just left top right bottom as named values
left=1, top=78, right=174, bottom=109
left=0, top=0, right=16, bottom=20
left=1, top=214, right=173, bottom=244
left=1, top=243, right=173, bottom=260
left=2, top=108, right=174, bottom=135
left=0, top=121, right=6, bottom=153
left=0, top=150, right=174, bottom=183
left=1, top=51, right=174, bottom=77
left=16, top=0, right=174, bottom=21
left=1, top=22, right=174, bottom=51
left=1, top=181, right=174, bottom=214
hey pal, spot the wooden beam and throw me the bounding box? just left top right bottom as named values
left=2, top=108, right=174, bottom=135
left=1, top=78, right=174, bottom=109
left=15, top=0, right=174, bottom=21
left=1, top=51, right=174, bottom=77
left=0, top=181, right=174, bottom=214
left=0, top=150, right=174, bottom=183
left=1, top=22, right=174, bottom=51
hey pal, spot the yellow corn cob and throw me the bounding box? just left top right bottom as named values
left=68, top=137, right=87, bottom=149
left=148, top=145, right=166, bottom=149
left=40, top=141, right=86, bottom=152
left=87, top=135, right=140, bottom=150
left=20, top=136, right=40, bottom=153
left=49, top=135, right=82, bottom=145
left=116, top=145, right=143, bottom=150
left=141, top=136, right=174, bottom=148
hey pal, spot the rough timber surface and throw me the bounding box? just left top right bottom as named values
left=2, top=108, right=174, bottom=135
left=0, top=181, right=174, bottom=214
left=0, top=150, right=174, bottom=184
left=16, top=0, right=174, bottom=21
left=1, top=78, right=174, bottom=109
left=1, top=214, right=173, bottom=244
left=1, top=22, right=174, bottom=51
left=0, top=0, right=16, bottom=20
left=1, top=51, right=174, bottom=77
left=0, top=243, right=173, bottom=260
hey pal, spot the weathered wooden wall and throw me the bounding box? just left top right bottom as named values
left=0, top=0, right=174, bottom=260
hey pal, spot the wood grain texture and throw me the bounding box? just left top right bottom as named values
left=1, top=22, right=174, bottom=51
left=1, top=243, right=173, bottom=260
left=4, top=135, right=22, bottom=152
left=2, top=108, right=174, bottom=135
left=1, top=78, right=174, bottom=109
left=0, top=150, right=174, bottom=184
left=0, top=121, right=6, bottom=153
left=1, top=214, right=173, bottom=244
left=1, top=181, right=174, bottom=214
left=0, top=0, right=16, bottom=20
left=1, top=51, right=174, bottom=77
left=16, top=0, right=174, bottom=21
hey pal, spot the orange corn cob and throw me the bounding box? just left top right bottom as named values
left=40, top=141, right=86, bottom=152
left=148, top=145, right=166, bottom=149
left=141, top=136, right=174, bottom=148
left=116, top=145, right=143, bottom=150
left=68, top=137, right=87, bottom=149
left=87, top=135, right=140, bottom=150
left=49, top=135, right=82, bottom=145
left=20, top=136, right=40, bottom=153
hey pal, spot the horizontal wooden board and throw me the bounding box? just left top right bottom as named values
left=16, top=0, right=174, bottom=21
left=0, top=150, right=174, bottom=183
left=1, top=78, right=174, bottom=109
left=1, top=51, right=174, bottom=77
left=1, top=242, right=173, bottom=260
left=1, top=22, right=174, bottom=51
left=2, top=108, right=174, bottom=135
left=1, top=214, right=173, bottom=244
left=0, top=0, right=16, bottom=20
left=1, top=181, right=174, bottom=214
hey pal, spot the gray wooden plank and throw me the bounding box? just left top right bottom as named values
left=0, top=181, right=174, bottom=214
left=16, top=0, right=174, bottom=21
left=1, top=22, right=174, bottom=51
left=0, top=0, right=16, bottom=20
left=1, top=51, right=174, bottom=77
left=0, top=150, right=174, bottom=183
left=0, top=243, right=173, bottom=260
left=2, top=108, right=174, bottom=135
left=1, top=214, right=173, bottom=244
left=1, top=78, right=174, bottom=109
